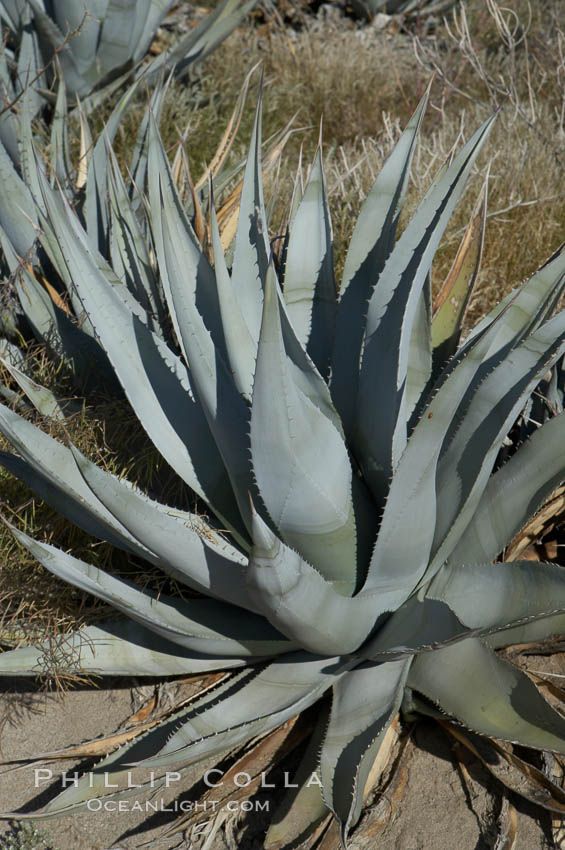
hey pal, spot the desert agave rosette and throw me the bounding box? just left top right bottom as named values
left=0, top=0, right=256, bottom=108
left=2, top=86, right=565, bottom=846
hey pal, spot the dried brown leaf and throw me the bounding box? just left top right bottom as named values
left=494, top=796, right=518, bottom=850
left=440, top=721, right=565, bottom=814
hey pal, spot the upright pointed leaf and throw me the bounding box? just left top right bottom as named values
left=283, top=147, right=336, bottom=377
left=230, top=89, right=270, bottom=344
left=251, top=266, right=358, bottom=589
left=431, top=179, right=487, bottom=367
left=148, top=114, right=255, bottom=532
left=330, top=86, right=430, bottom=433
left=432, top=311, right=565, bottom=573
left=353, top=114, right=495, bottom=501
left=34, top=169, right=247, bottom=542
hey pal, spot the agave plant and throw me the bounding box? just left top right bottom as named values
left=1, top=86, right=565, bottom=847
left=0, top=0, right=255, bottom=114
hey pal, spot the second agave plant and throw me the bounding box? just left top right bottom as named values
left=1, top=83, right=565, bottom=847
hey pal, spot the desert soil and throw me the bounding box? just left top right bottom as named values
left=0, top=661, right=559, bottom=850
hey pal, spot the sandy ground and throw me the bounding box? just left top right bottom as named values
left=0, top=670, right=557, bottom=850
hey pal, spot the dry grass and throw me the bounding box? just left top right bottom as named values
left=0, top=348, right=195, bottom=676
left=2, top=0, right=565, bottom=670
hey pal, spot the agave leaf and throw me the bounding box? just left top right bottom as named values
left=459, top=242, right=565, bottom=364
left=0, top=357, right=74, bottom=420
left=431, top=178, right=487, bottom=367
left=49, top=76, right=71, bottom=184
left=16, top=4, right=42, bottom=116
left=22, top=670, right=255, bottom=815
left=365, top=559, right=565, bottom=659
left=361, top=309, right=500, bottom=603
left=50, top=0, right=104, bottom=77
left=0, top=620, right=247, bottom=677
left=408, top=637, right=565, bottom=753
left=280, top=290, right=346, bottom=437
left=139, top=652, right=352, bottom=770
left=8, top=524, right=294, bottom=657
left=23, top=142, right=95, bottom=333
left=330, top=85, right=430, bottom=434
left=431, top=310, right=565, bottom=575
left=33, top=658, right=341, bottom=815
left=229, top=86, right=270, bottom=345
left=209, top=191, right=256, bottom=400
left=129, top=0, right=173, bottom=65
left=353, top=113, right=496, bottom=502
left=34, top=158, right=155, bottom=327
left=94, top=0, right=156, bottom=80
left=147, top=108, right=231, bottom=356
left=283, top=147, right=336, bottom=378
left=246, top=507, right=379, bottom=654
left=363, top=597, right=478, bottom=660
left=83, top=74, right=144, bottom=253
left=0, top=41, right=19, bottom=166
left=34, top=169, right=247, bottom=543
left=147, top=0, right=257, bottom=79
left=74, top=94, right=93, bottom=189
left=276, top=150, right=304, bottom=277
left=251, top=265, right=358, bottom=589
left=212, top=117, right=295, bottom=255
left=405, top=272, right=432, bottom=422
left=69, top=445, right=263, bottom=612
left=485, top=615, right=565, bottom=651
left=128, top=72, right=168, bottom=199
left=0, top=136, right=36, bottom=257
left=368, top=293, right=565, bottom=605
left=106, top=137, right=163, bottom=329
left=428, top=560, right=565, bottom=636
left=0, top=2, right=20, bottom=35
left=148, top=113, right=255, bottom=531
left=14, top=263, right=118, bottom=392
left=265, top=709, right=329, bottom=849
left=162, top=716, right=309, bottom=843
left=451, top=411, right=565, bottom=564
left=0, top=403, right=158, bottom=558
left=320, top=659, right=410, bottom=841
left=24, top=0, right=85, bottom=97
left=427, top=238, right=565, bottom=449
left=19, top=84, right=44, bottom=206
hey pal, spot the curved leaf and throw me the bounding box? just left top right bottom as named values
left=353, top=113, right=495, bottom=501
left=452, top=412, right=565, bottom=564
left=321, top=659, right=409, bottom=840
left=408, top=638, right=565, bottom=753
left=251, top=265, right=358, bottom=589
left=9, top=524, right=294, bottom=657
left=0, top=620, right=248, bottom=677
left=140, top=652, right=351, bottom=770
